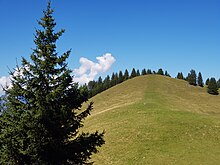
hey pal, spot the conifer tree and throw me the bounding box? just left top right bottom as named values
left=157, top=68, right=164, bottom=75
left=88, top=80, right=96, bottom=91
left=177, top=72, right=184, bottom=79
left=130, top=68, right=137, bottom=78
left=98, top=76, right=103, bottom=85
left=186, top=73, right=189, bottom=81
left=198, top=72, right=204, bottom=87
left=164, top=70, right=171, bottom=77
left=205, top=78, right=210, bottom=86
left=115, top=72, right=119, bottom=84
left=217, top=79, right=220, bottom=89
left=124, top=69, right=129, bottom=80
left=141, top=68, right=147, bottom=75
left=97, top=76, right=104, bottom=93
left=111, top=72, right=116, bottom=86
left=187, top=69, right=197, bottom=86
left=118, top=70, right=124, bottom=83
left=0, top=2, right=104, bottom=164
left=147, top=69, right=152, bottom=74
left=207, top=77, right=219, bottom=95
left=103, top=75, right=111, bottom=89
left=136, top=69, right=140, bottom=77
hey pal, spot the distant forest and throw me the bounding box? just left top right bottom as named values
left=86, top=68, right=220, bottom=97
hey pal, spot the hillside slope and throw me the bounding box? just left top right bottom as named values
left=83, top=75, right=220, bottom=164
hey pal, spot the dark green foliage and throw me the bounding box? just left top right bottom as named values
left=177, top=72, right=184, bottom=79
left=207, top=77, right=219, bottom=95
left=97, top=76, right=103, bottom=89
left=87, top=70, right=127, bottom=98
left=187, top=69, right=197, bottom=86
left=205, top=78, right=210, bottom=86
left=111, top=72, right=117, bottom=87
left=165, top=70, right=171, bottom=77
left=103, top=75, right=111, bottom=89
left=87, top=68, right=174, bottom=98
left=0, top=95, right=6, bottom=112
left=88, top=74, right=113, bottom=97
left=88, top=68, right=207, bottom=98
left=136, top=69, right=140, bottom=77
left=124, top=69, right=129, bottom=81
left=147, top=69, right=152, bottom=74
left=115, top=73, right=119, bottom=84
left=118, top=71, right=124, bottom=84
left=141, top=68, right=147, bottom=75
left=88, top=80, right=96, bottom=91
left=87, top=80, right=100, bottom=97
left=130, top=68, right=137, bottom=78
left=0, top=2, right=104, bottom=164
left=186, top=73, right=190, bottom=81
left=98, top=76, right=103, bottom=84
left=97, top=76, right=104, bottom=92
left=198, top=72, right=204, bottom=87
left=157, top=68, right=164, bottom=75
left=217, top=79, right=220, bottom=89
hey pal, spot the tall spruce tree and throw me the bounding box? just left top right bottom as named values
left=118, top=70, right=124, bottom=83
left=115, top=72, right=119, bottom=84
left=0, top=2, right=104, bottom=164
left=130, top=68, right=137, bottom=78
left=103, top=75, right=111, bottom=89
left=217, top=79, right=220, bottom=89
left=177, top=72, right=184, bottom=79
left=141, top=68, right=147, bottom=75
left=136, top=69, right=140, bottom=77
left=187, top=69, right=197, bottom=86
left=124, top=69, right=129, bottom=80
left=146, top=69, right=152, bottom=74
left=207, top=77, right=219, bottom=95
left=165, top=70, right=168, bottom=76
left=88, top=80, right=96, bottom=91
left=111, top=72, right=116, bottom=86
left=157, top=68, right=164, bottom=75
left=197, top=72, right=204, bottom=87
left=205, top=78, right=210, bottom=86
left=97, top=76, right=104, bottom=93
left=164, top=70, right=170, bottom=77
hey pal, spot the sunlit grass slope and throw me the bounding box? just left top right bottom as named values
left=83, top=75, right=220, bottom=165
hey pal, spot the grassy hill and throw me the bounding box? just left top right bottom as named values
left=83, top=75, right=220, bottom=164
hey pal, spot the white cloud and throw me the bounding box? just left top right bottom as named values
left=0, top=54, right=115, bottom=94
left=0, top=76, right=11, bottom=95
left=73, top=53, right=116, bottom=85
left=0, top=66, right=26, bottom=95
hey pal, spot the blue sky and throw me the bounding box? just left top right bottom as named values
left=0, top=0, right=220, bottom=84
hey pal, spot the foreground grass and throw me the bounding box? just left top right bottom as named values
left=83, top=75, right=220, bottom=164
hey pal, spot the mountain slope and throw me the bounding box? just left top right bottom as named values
left=83, top=75, right=220, bottom=164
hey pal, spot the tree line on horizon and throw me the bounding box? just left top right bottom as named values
left=177, top=69, right=219, bottom=95
left=87, top=68, right=220, bottom=97
left=86, top=68, right=171, bottom=97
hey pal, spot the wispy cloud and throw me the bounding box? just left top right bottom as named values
left=73, top=53, right=116, bottom=85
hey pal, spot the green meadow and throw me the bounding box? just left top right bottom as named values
left=83, top=75, right=220, bottom=164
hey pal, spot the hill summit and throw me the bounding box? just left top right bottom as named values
left=84, top=75, right=220, bottom=164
